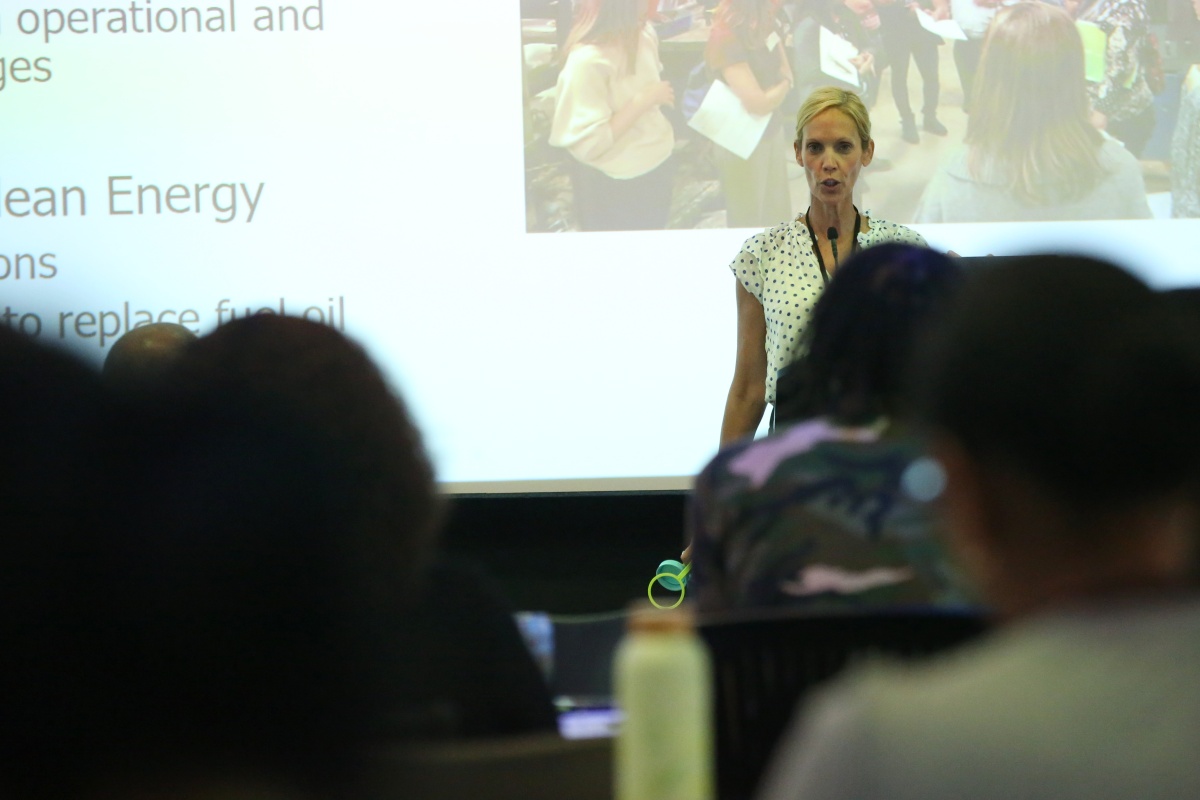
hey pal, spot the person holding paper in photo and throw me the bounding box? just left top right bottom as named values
left=550, top=0, right=676, bottom=231
left=1065, top=0, right=1157, bottom=157
left=719, top=87, right=925, bottom=445
left=786, top=0, right=883, bottom=109
left=913, top=2, right=1151, bottom=222
left=705, top=0, right=796, bottom=228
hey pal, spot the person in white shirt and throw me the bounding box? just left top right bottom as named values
left=719, top=87, right=924, bottom=445
left=550, top=0, right=676, bottom=231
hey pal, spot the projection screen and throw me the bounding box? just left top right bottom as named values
left=3, top=0, right=1199, bottom=491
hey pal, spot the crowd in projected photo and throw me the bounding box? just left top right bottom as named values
left=521, top=0, right=1200, bottom=231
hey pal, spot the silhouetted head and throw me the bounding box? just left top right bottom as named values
left=102, top=322, right=197, bottom=395
left=1162, top=286, right=1200, bottom=332
left=0, top=329, right=112, bottom=798
left=1162, top=285, right=1200, bottom=583
left=915, top=256, right=1200, bottom=510
left=912, top=256, right=1200, bottom=616
left=97, top=315, right=440, bottom=794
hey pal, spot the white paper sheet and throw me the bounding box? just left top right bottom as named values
left=686, top=79, right=772, bottom=160
left=915, top=8, right=968, bottom=41
left=819, top=26, right=862, bottom=89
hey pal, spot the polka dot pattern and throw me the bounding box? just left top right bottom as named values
left=730, top=214, right=927, bottom=404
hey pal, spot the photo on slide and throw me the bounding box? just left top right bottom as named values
left=520, top=0, right=1200, bottom=232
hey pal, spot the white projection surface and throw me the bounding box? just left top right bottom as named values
left=3, top=1, right=1199, bottom=491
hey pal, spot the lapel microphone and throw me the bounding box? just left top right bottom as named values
left=828, top=227, right=839, bottom=269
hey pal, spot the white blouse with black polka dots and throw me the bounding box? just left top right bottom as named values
left=729, top=214, right=927, bottom=404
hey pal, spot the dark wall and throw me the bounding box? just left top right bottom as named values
left=439, top=492, right=688, bottom=614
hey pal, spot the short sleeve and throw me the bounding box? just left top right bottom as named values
left=729, top=233, right=768, bottom=300
left=862, top=218, right=927, bottom=249
left=893, top=224, right=928, bottom=248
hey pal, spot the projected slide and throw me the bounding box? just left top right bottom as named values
left=4, top=1, right=1200, bottom=491
left=522, top=0, right=1200, bottom=231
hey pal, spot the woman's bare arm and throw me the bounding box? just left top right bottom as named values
left=721, top=61, right=791, bottom=116
left=720, top=279, right=768, bottom=446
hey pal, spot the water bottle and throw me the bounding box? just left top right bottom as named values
left=613, top=605, right=714, bottom=800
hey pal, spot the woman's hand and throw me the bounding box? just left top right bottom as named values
left=722, top=62, right=791, bottom=115
left=851, top=52, right=875, bottom=77
left=637, top=80, right=676, bottom=109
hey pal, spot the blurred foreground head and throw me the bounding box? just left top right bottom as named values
left=913, top=255, right=1200, bottom=617
left=776, top=243, right=961, bottom=426
left=0, top=327, right=103, bottom=540
left=1163, top=286, right=1200, bottom=330
left=102, top=321, right=197, bottom=395
left=96, top=315, right=440, bottom=796
left=0, top=330, right=110, bottom=799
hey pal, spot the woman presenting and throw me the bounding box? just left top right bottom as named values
left=550, top=0, right=676, bottom=231
left=719, top=87, right=925, bottom=444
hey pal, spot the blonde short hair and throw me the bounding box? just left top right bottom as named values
left=794, top=87, right=872, bottom=148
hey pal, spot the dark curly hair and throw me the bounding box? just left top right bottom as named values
left=776, top=243, right=961, bottom=426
